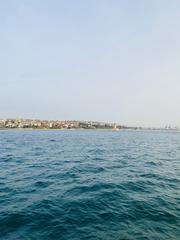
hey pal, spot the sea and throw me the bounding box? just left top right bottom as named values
left=0, top=130, right=180, bottom=240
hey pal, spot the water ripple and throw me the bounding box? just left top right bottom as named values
left=0, top=130, right=180, bottom=239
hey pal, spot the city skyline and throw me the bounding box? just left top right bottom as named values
left=0, top=117, right=179, bottom=130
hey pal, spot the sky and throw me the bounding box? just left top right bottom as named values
left=1, top=0, right=180, bottom=127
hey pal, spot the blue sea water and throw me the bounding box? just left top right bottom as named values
left=0, top=130, right=180, bottom=240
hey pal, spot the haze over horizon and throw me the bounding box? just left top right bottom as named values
left=1, top=0, right=180, bottom=128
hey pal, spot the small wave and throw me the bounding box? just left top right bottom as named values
left=0, top=130, right=180, bottom=239
left=33, top=181, right=53, bottom=188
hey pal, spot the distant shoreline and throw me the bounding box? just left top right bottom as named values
left=0, top=118, right=179, bottom=131
left=0, top=128, right=179, bottom=133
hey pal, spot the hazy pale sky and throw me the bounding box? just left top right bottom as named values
left=1, top=0, right=180, bottom=127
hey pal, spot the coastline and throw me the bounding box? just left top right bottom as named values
left=0, top=118, right=179, bottom=132
left=0, top=127, right=179, bottom=133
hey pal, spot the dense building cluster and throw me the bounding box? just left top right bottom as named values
left=0, top=119, right=122, bottom=130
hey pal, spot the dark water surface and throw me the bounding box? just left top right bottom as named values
left=0, top=130, right=180, bottom=240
